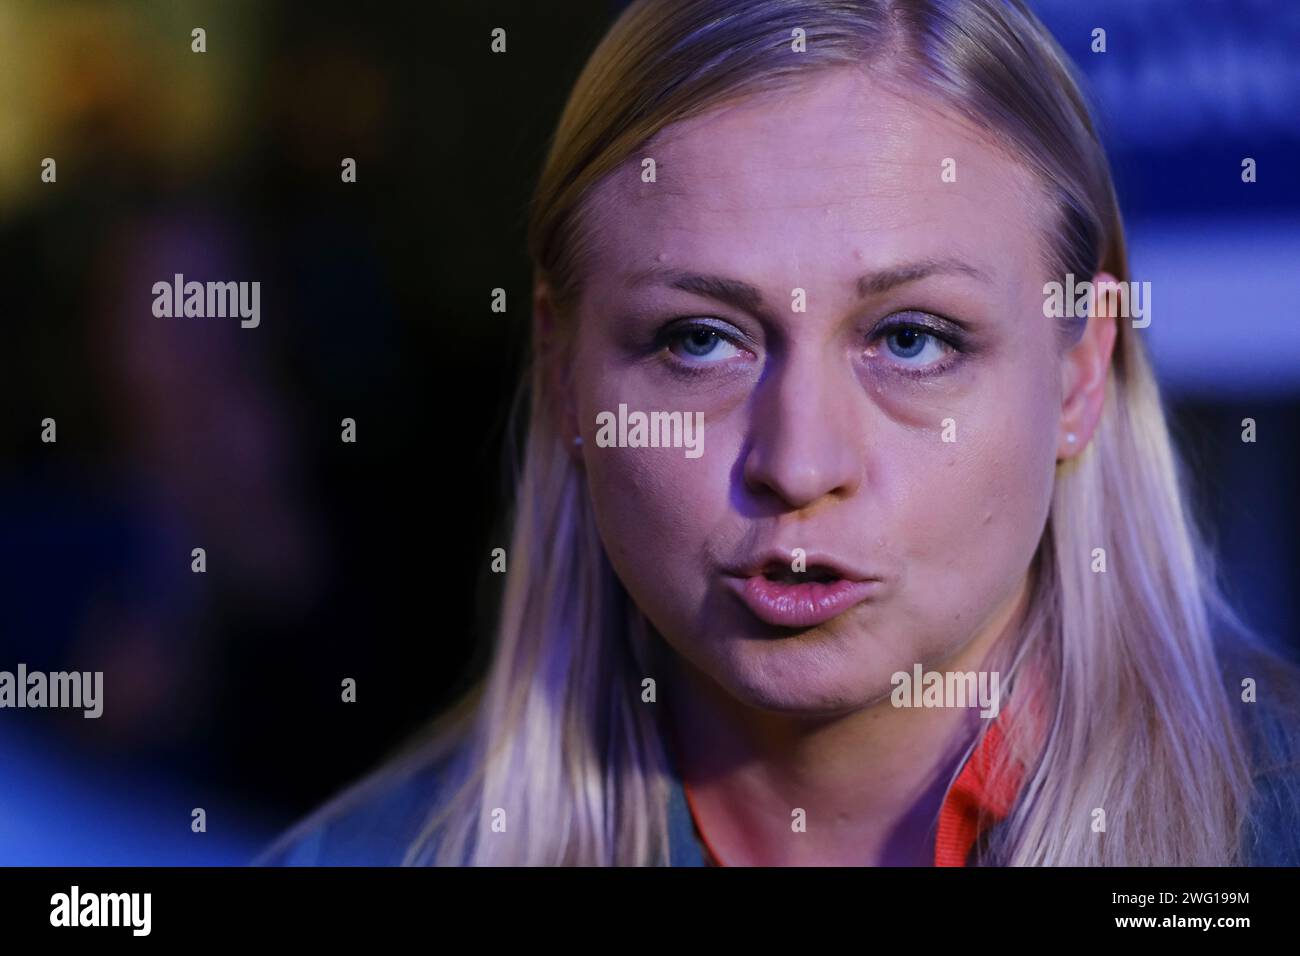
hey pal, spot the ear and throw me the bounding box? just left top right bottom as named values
left=1057, top=270, right=1120, bottom=461
left=533, top=277, right=584, bottom=465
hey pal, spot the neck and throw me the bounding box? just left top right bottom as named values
left=664, top=574, right=1030, bottom=866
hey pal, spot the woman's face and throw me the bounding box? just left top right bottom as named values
left=565, top=68, right=1066, bottom=715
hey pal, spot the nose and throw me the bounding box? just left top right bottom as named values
left=741, top=348, right=863, bottom=510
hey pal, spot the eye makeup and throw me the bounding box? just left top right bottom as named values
left=864, top=310, right=973, bottom=380
left=643, top=308, right=979, bottom=382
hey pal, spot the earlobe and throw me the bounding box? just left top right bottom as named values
left=1057, top=270, right=1121, bottom=459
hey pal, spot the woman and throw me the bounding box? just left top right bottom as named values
left=257, top=0, right=1300, bottom=866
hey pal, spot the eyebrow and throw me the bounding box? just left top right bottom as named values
left=855, top=257, right=991, bottom=297
left=626, top=257, right=991, bottom=315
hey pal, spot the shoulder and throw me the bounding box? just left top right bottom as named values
left=252, top=739, right=468, bottom=867
left=1218, top=633, right=1300, bottom=768
left=1217, top=632, right=1300, bottom=865
left=1242, top=759, right=1300, bottom=865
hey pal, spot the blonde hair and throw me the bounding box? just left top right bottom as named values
left=399, top=0, right=1300, bottom=866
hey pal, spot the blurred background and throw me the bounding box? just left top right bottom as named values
left=1, top=0, right=1297, bottom=864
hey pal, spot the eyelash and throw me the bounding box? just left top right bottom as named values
left=656, top=315, right=967, bottom=380
left=872, top=317, right=965, bottom=379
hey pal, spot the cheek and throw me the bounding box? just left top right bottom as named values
left=575, top=346, right=740, bottom=594
left=890, top=373, right=1057, bottom=624
left=582, top=440, right=732, bottom=604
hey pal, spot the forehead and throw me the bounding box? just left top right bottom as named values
left=581, top=67, right=1049, bottom=289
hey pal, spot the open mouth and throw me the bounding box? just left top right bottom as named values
left=760, top=563, right=842, bottom=585
left=725, top=561, right=881, bottom=629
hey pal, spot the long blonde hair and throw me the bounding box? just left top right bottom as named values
left=400, top=0, right=1300, bottom=866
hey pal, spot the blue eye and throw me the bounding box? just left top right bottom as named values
left=885, top=327, right=933, bottom=359
left=878, top=323, right=954, bottom=371
left=666, top=324, right=742, bottom=364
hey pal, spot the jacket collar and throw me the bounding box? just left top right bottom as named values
left=665, top=772, right=710, bottom=866
left=661, top=655, right=1300, bottom=866
left=663, top=668, right=1042, bottom=867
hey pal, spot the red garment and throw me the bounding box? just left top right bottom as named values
left=931, top=713, right=1024, bottom=866
left=681, top=682, right=1038, bottom=867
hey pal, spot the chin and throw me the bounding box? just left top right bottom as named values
left=703, top=637, right=888, bottom=716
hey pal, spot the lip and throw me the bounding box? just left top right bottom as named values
left=724, top=574, right=880, bottom=628
left=726, top=549, right=878, bottom=583
left=721, top=550, right=884, bottom=629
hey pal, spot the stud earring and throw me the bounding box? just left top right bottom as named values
left=1066, top=432, right=1078, bottom=445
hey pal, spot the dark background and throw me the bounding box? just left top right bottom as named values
left=1, top=0, right=1297, bottom=863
